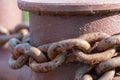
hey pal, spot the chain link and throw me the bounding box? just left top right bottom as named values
left=1, top=24, right=119, bottom=80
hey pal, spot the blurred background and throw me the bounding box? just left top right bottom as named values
left=23, top=11, right=29, bottom=23
left=0, top=0, right=32, bottom=80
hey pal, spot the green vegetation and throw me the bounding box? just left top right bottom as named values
left=23, top=11, right=29, bottom=23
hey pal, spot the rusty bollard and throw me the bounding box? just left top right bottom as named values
left=18, top=0, right=120, bottom=80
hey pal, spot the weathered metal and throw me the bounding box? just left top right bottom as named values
left=18, top=0, right=120, bottom=80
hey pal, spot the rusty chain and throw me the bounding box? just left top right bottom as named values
left=0, top=24, right=120, bottom=80
left=0, top=24, right=29, bottom=47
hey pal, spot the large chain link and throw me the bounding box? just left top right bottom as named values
left=1, top=24, right=120, bottom=80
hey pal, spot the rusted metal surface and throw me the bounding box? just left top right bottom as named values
left=8, top=32, right=120, bottom=80
left=18, top=0, right=120, bottom=15
left=18, top=0, right=120, bottom=80
left=29, top=13, right=120, bottom=46
left=0, top=0, right=22, bottom=31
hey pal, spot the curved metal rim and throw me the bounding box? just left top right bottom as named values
left=18, top=0, right=120, bottom=14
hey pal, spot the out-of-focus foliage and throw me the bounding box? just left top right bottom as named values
left=23, top=11, right=29, bottom=23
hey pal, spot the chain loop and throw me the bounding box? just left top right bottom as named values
left=0, top=24, right=119, bottom=80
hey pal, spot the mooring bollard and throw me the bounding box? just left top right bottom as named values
left=18, top=0, right=120, bottom=80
